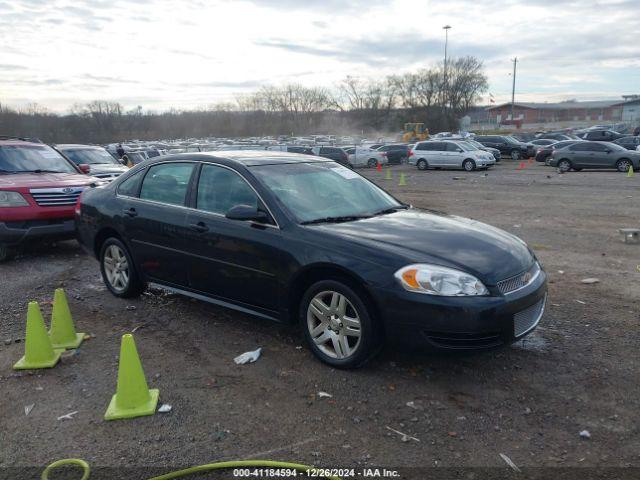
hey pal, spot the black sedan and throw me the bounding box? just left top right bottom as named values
left=376, top=144, right=410, bottom=164
left=76, top=152, right=547, bottom=368
left=614, top=136, right=640, bottom=151
left=535, top=140, right=583, bottom=163
left=474, top=135, right=535, bottom=160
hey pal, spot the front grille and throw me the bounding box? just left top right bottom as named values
left=514, top=295, right=546, bottom=337
left=422, top=331, right=504, bottom=349
left=92, top=173, right=121, bottom=180
left=497, top=263, right=540, bottom=295
left=29, top=187, right=84, bottom=206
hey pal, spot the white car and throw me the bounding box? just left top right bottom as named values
left=343, top=147, right=388, bottom=168
left=409, top=140, right=495, bottom=171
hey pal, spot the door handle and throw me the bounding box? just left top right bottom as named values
left=189, top=222, right=209, bottom=233
left=123, top=207, right=137, bottom=217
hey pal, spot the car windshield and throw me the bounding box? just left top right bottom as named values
left=466, top=140, right=484, bottom=149
left=0, top=145, right=77, bottom=173
left=250, top=161, right=403, bottom=224
left=504, top=136, right=520, bottom=144
left=61, top=148, right=120, bottom=165
left=454, top=141, right=476, bottom=151
left=606, top=143, right=626, bottom=152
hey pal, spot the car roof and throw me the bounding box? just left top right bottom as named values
left=56, top=144, right=104, bottom=149
left=0, top=139, right=46, bottom=147
left=150, top=150, right=334, bottom=167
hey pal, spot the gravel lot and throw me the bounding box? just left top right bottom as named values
left=1, top=161, right=639, bottom=479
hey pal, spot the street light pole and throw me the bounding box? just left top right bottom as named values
left=511, top=57, right=517, bottom=122
left=443, top=25, right=451, bottom=111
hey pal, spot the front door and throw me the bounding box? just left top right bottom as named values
left=184, top=163, right=283, bottom=313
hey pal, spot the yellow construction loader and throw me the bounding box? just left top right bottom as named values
left=402, top=123, right=429, bottom=142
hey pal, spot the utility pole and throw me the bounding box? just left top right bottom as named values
left=511, top=57, right=517, bottom=121
left=442, top=25, right=452, bottom=114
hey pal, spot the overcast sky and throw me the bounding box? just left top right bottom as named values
left=1, top=0, right=639, bottom=112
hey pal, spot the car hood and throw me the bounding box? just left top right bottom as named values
left=0, top=172, right=99, bottom=189
left=310, top=209, right=533, bottom=285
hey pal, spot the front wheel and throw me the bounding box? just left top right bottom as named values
left=100, top=238, right=145, bottom=298
left=417, top=159, right=428, bottom=170
left=462, top=159, right=476, bottom=171
left=367, top=158, right=378, bottom=168
left=300, top=280, right=381, bottom=368
left=557, top=159, right=572, bottom=172
left=616, top=159, right=632, bottom=173
left=511, top=150, right=522, bottom=160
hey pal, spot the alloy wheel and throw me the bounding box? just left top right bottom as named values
left=103, top=244, right=130, bottom=292
left=617, top=159, right=631, bottom=172
left=307, top=290, right=362, bottom=359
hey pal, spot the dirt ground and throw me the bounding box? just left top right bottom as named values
left=1, top=161, right=639, bottom=479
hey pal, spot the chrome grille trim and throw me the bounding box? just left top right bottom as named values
left=497, top=262, right=541, bottom=295
left=514, top=294, right=546, bottom=337
left=29, top=187, right=85, bottom=206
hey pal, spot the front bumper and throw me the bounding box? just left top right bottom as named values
left=0, top=218, right=76, bottom=246
left=373, top=268, right=547, bottom=350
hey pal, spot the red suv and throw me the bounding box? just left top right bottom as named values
left=0, top=138, right=100, bottom=261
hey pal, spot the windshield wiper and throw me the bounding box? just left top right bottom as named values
left=371, top=205, right=410, bottom=216
left=301, top=215, right=373, bottom=225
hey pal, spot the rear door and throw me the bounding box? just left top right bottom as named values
left=588, top=142, right=614, bottom=167
left=123, top=161, right=196, bottom=287
left=184, top=163, right=283, bottom=313
left=430, top=142, right=447, bottom=166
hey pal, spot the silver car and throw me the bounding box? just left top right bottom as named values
left=409, top=140, right=496, bottom=171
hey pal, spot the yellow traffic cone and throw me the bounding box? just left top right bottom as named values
left=14, top=302, right=63, bottom=370
left=105, top=334, right=159, bottom=420
left=398, top=173, right=407, bottom=186
left=49, top=288, right=84, bottom=350
left=628, top=165, right=635, bottom=178
left=385, top=168, right=392, bottom=180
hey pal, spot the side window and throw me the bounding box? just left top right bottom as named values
left=197, top=164, right=259, bottom=215
left=415, top=143, right=428, bottom=151
left=432, top=143, right=446, bottom=152
left=117, top=169, right=145, bottom=197
left=589, top=143, right=607, bottom=152
left=570, top=144, right=589, bottom=152
left=446, top=143, right=460, bottom=152
left=139, top=163, right=195, bottom=206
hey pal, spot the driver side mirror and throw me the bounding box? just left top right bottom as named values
left=457, top=148, right=463, bottom=153
left=78, top=163, right=91, bottom=174
left=225, top=204, right=269, bottom=224
left=605, top=149, right=611, bottom=153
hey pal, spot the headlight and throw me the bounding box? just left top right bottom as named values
left=0, top=191, right=29, bottom=207
left=394, top=264, right=489, bottom=296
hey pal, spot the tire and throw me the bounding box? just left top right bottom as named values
left=99, top=237, right=145, bottom=298
left=300, top=279, right=381, bottom=369
left=573, top=167, right=583, bottom=172
left=417, top=159, right=428, bottom=170
left=367, top=158, right=378, bottom=168
left=511, top=150, right=522, bottom=160
left=0, top=245, right=16, bottom=262
left=616, top=159, right=632, bottom=173
left=462, top=159, right=476, bottom=171
left=557, top=159, right=572, bottom=172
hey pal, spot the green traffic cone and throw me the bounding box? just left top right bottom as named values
left=14, top=302, right=63, bottom=370
left=50, top=288, right=84, bottom=350
left=385, top=169, right=392, bottom=180
left=398, top=173, right=407, bottom=186
left=628, top=165, right=635, bottom=178
left=105, top=334, right=159, bottom=420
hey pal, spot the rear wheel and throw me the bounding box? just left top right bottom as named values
left=300, top=280, right=381, bottom=368
left=367, top=158, right=378, bottom=168
left=511, top=150, right=522, bottom=160
left=462, top=159, right=476, bottom=171
left=417, top=159, right=428, bottom=170
left=616, top=159, right=632, bottom=173
left=100, top=238, right=145, bottom=298
left=557, top=159, right=572, bottom=172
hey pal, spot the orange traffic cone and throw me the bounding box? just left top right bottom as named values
left=376, top=162, right=382, bottom=172
left=518, top=161, right=526, bottom=170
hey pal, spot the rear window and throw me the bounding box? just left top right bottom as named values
left=0, top=144, right=76, bottom=174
